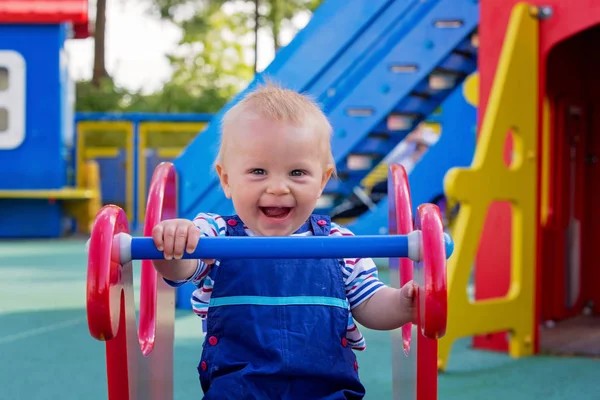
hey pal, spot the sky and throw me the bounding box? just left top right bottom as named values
left=64, top=0, right=310, bottom=94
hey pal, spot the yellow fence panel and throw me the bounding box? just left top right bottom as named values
left=138, top=122, right=207, bottom=224
left=76, top=121, right=134, bottom=218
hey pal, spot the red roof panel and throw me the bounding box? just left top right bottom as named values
left=0, top=0, right=89, bottom=24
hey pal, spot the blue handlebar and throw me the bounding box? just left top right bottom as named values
left=115, top=232, right=454, bottom=264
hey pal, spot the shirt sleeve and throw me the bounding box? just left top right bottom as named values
left=330, top=222, right=386, bottom=309
left=162, top=213, right=226, bottom=287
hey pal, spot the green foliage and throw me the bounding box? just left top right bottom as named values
left=264, top=0, right=322, bottom=48
left=75, top=79, right=233, bottom=114
left=168, top=5, right=254, bottom=103
left=75, top=0, right=324, bottom=113
left=75, top=78, right=127, bottom=112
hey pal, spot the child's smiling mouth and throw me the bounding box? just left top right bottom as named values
left=260, top=207, right=292, bottom=219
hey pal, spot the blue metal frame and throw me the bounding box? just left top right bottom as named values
left=75, top=112, right=214, bottom=123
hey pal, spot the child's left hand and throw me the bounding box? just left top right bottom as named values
left=399, top=281, right=419, bottom=324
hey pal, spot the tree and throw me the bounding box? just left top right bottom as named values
left=92, top=0, right=110, bottom=86
left=263, top=0, right=321, bottom=51
left=168, top=3, right=255, bottom=103
left=75, top=0, right=324, bottom=113
left=75, top=80, right=126, bottom=112
left=148, top=0, right=323, bottom=70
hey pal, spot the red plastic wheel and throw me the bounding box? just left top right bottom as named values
left=414, top=204, right=448, bottom=339
left=388, top=164, right=414, bottom=353
left=86, top=205, right=129, bottom=341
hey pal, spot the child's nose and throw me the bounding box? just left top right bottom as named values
left=266, top=180, right=291, bottom=195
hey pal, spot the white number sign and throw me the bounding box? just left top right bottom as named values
left=0, top=50, right=26, bottom=150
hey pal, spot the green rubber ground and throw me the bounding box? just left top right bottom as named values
left=1, top=238, right=597, bottom=399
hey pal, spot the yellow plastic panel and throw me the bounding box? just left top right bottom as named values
left=0, top=160, right=101, bottom=234
left=156, top=148, right=184, bottom=159
left=63, top=160, right=102, bottom=233
left=0, top=188, right=95, bottom=199
left=84, top=147, right=120, bottom=159
left=438, top=3, right=539, bottom=370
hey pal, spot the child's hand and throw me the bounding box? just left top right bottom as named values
left=399, top=280, right=419, bottom=324
left=151, top=219, right=214, bottom=264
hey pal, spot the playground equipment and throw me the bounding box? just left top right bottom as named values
left=437, top=0, right=600, bottom=369
left=348, top=74, right=478, bottom=235
left=436, top=3, right=539, bottom=368
left=86, top=162, right=451, bottom=400
left=7, top=0, right=596, bottom=382
left=75, top=112, right=211, bottom=231
left=0, top=0, right=98, bottom=237
left=174, top=0, right=479, bottom=220
left=87, top=162, right=176, bottom=399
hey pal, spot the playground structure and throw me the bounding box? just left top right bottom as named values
left=74, top=112, right=211, bottom=231
left=0, top=0, right=97, bottom=238
left=1, top=0, right=600, bottom=396
left=438, top=0, right=600, bottom=367
left=86, top=161, right=450, bottom=400
left=346, top=74, right=478, bottom=235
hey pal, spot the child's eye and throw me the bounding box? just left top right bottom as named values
left=250, top=169, right=266, bottom=175
left=290, top=170, right=306, bottom=177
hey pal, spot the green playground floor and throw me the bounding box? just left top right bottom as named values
left=1, top=238, right=598, bottom=399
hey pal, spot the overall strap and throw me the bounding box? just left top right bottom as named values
left=309, top=214, right=332, bottom=237
left=221, top=215, right=247, bottom=237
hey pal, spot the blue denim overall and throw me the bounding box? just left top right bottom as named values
left=197, top=214, right=366, bottom=399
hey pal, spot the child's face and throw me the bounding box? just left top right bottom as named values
left=216, top=114, right=333, bottom=236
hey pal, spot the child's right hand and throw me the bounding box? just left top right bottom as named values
left=152, top=219, right=214, bottom=264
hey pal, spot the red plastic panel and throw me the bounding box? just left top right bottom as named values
left=0, top=0, right=89, bottom=24
left=87, top=162, right=177, bottom=400
left=389, top=164, right=448, bottom=400
left=388, top=164, right=414, bottom=353
left=139, top=162, right=177, bottom=356
left=73, top=22, right=90, bottom=39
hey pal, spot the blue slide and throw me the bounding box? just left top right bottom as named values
left=174, top=0, right=479, bottom=220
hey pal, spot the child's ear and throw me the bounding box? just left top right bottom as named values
left=319, top=164, right=334, bottom=194
left=216, top=163, right=232, bottom=198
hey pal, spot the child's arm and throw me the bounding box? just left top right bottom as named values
left=152, top=259, right=198, bottom=282
left=351, top=283, right=417, bottom=330
left=331, top=222, right=417, bottom=331
left=151, top=218, right=214, bottom=282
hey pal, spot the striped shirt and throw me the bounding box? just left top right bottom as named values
left=165, top=213, right=386, bottom=351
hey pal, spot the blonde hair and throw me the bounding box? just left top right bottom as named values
left=216, top=80, right=336, bottom=175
